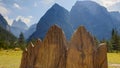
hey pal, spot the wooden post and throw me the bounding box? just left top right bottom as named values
left=66, top=26, right=94, bottom=68
left=20, top=39, right=42, bottom=68
left=95, top=43, right=108, bottom=68
left=20, top=25, right=108, bottom=68
left=34, top=25, right=67, bottom=68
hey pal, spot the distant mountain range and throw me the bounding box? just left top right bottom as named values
left=70, top=1, right=114, bottom=40
left=10, top=19, right=37, bottom=39
left=24, top=24, right=37, bottom=39
left=10, top=19, right=28, bottom=37
left=0, top=14, right=36, bottom=40
left=1, top=1, right=120, bottom=41
left=110, top=11, right=120, bottom=32
left=0, top=14, right=16, bottom=42
left=0, top=14, right=10, bottom=31
left=29, top=1, right=120, bottom=40
left=28, top=4, right=74, bottom=40
left=0, top=25, right=16, bottom=42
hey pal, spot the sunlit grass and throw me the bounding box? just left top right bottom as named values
left=107, top=53, right=120, bottom=68
left=107, top=53, right=120, bottom=64
left=0, top=50, right=22, bottom=68
left=0, top=50, right=120, bottom=68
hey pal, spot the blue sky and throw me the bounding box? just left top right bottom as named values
left=0, top=0, right=120, bottom=27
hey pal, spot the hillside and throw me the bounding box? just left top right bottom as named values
left=29, top=4, right=73, bottom=41
left=0, top=27, right=17, bottom=48
left=0, top=14, right=10, bottom=31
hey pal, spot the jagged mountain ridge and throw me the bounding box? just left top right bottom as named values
left=0, top=25, right=16, bottom=41
left=29, top=1, right=120, bottom=40
left=0, top=14, right=16, bottom=42
left=24, top=24, right=37, bottom=39
left=0, top=14, right=10, bottom=31
left=70, top=1, right=114, bottom=40
left=12, top=19, right=28, bottom=30
left=110, top=11, right=120, bottom=33
left=10, top=19, right=28, bottom=37
left=29, top=4, right=74, bottom=40
left=1, top=1, right=119, bottom=41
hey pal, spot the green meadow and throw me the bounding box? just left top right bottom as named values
left=0, top=50, right=120, bottom=68
left=0, top=50, right=22, bottom=68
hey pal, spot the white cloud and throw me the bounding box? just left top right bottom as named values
left=13, top=3, right=22, bottom=9
left=108, top=2, right=120, bottom=12
left=4, top=16, right=13, bottom=25
left=40, top=0, right=55, bottom=4
left=0, top=3, right=9, bottom=15
left=95, top=0, right=120, bottom=7
left=16, top=16, right=33, bottom=25
left=91, top=0, right=120, bottom=12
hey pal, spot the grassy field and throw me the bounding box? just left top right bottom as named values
left=0, top=50, right=120, bottom=68
left=107, top=53, right=120, bottom=68
left=0, top=50, right=22, bottom=68
left=108, top=53, right=120, bottom=64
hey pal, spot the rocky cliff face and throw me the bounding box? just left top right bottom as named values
left=24, top=24, right=37, bottom=39
left=29, top=3, right=73, bottom=41
left=70, top=1, right=114, bottom=40
left=20, top=25, right=108, bottom=68
left=28, top=1, right=120, bottom=41
left=11, top=19, right=28, bottom=37
left=110, top=11, right=120, bottom=33
left=0, top=14, right=10, bottom=31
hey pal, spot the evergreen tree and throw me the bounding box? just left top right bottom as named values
left=106, top=41, right=113, bottom=52
left=111, top=29, right=120, bottom=52
left=18, top=32, right=26, bottom=50
left=0, top=26, right=16, bottom=49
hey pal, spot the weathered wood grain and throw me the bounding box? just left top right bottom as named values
left=34, top=25, right=67, bottom=68
left=20, top=39, right=42, bottom=68
left=95, top=43, right=108, bottom=68
left=66, top=26, right=95, bottom=68
left=20, top=25, right=108, bottom=68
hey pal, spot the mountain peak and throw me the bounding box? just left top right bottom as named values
left=0, top=14, right=3, bottom=17
left=51, top=3, right=67, bottom=11
left=74, top=0, right=104, bottom=10
left=53, top=3, right=60, bottom=7
left=29, top=3, right=73, bottom=41
left=70, top=0, right=113, bottom=40
left=74, top=0, right=103, bottom=9
left=75, top=0, right=98, bottom=6
left=11, top=19, right=28, bottom=30
left=11, top=19, right=28, bottom=37
left=0, top=14, right=9, bottom=30
left=71, top=0, right=108, bottom=16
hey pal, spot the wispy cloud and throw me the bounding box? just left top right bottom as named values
left=4, top=16, right=13, bottom=25
left=16, top=16, right=33, bottom=25
left=13, top=3, right=22, bottom=9
left=96, top=0, right=120, bottom=7
left=108, top=2, right=120, bottom=12
left=40, top=0, right=55, bottom=5
left=0, top=3, right=9, bottom=15
left=91, top=0, right=120, bottom=12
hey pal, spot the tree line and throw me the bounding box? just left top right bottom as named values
left=0, top=32, right=26, bottom=50
left=1, top=28, right=120, bottom=52
left=105, top=29, right=120, bottom=53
